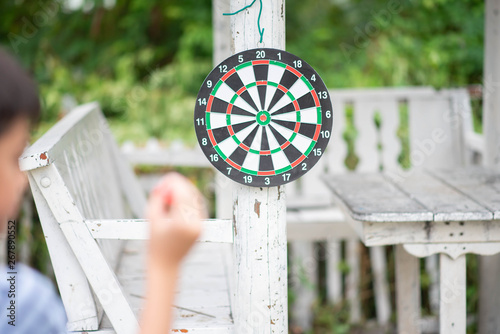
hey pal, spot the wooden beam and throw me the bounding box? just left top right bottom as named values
left=85, top=218, right=234, bottom=243
left=213, top=0, right=232, bottom=65
left=480, top=1, right=500, bottom=332
left=483, top=0, right=500, bottom=167
left=230, top=1, right=287, bottom=332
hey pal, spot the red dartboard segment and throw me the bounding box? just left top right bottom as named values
left=194, top=48, right=333, bottom=187
left=226, top=158, right=242, bottom=170
left=236, top=86, right=247, bottom=95
left=207, top=129, right=217, bottom=146
left=291, top=155, right=307, bottom=168
left=311, top=89, right=320, bottom=107
left=313, top=125, right=321, bottom=141
left=240, top=143, right=250, bottom=151
left=221, top=68, right=236, bottom=82
left=293, top=123, right=301, bottom=133
left=207, top=95, right=214, bottom=112
left=280, top=141, right=291, bottom=150
left=286, top=65, right=302, bottom=78
left=277, top=84, right=288, bottom=93
left=258, top=170, right=276, bottom=176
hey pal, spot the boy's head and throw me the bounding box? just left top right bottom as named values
left=0, top=49, right=40, bottom=220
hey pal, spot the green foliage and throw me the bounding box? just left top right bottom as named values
left=1, top=0, right=484, bottom=145
left=309, top=301, right=352, bottom=334
left=287, top=0, right=484, bottom=89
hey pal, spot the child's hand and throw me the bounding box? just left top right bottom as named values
left=146, top=172, right=206, bottom=267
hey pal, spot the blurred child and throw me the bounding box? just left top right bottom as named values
left=0, top=49, right=204, bottom=333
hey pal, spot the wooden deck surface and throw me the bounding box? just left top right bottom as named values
left=99, top=241, right=234, bottom=333
left=324, top=167, right=500, bottom=223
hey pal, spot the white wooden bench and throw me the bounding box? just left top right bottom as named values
left=20, top=102, right=234, bottom=334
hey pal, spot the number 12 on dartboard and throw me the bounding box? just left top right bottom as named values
left=194, top=48, right=333, bottom=187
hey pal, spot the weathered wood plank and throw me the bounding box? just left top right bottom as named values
left=388, top=172, right=493, bottom=221
left=329, top=87, right=436, bottom=102
left=28, top=173, right=99, bottom=331
left=429, top=167, right=500, bottom=219
left=121, top=142, right=211, bottom=168
left=324, top=173, right=433, bottom=222
left=361, top=219, right=500, bottom=246
left=286, top=208, right=355, bottom=241
left=116, top=241, right=234, bottom=332
left=85, top=219, right=234, bottom=243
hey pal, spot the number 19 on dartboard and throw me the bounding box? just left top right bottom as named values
left=194, top=48, right=333, bottom=187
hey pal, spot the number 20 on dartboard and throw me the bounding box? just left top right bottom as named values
left=194, top=48, right=333, bottom=187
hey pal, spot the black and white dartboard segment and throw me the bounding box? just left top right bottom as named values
left=194, top=48, right=333, bottom=187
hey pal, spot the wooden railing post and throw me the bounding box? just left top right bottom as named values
left=479, top=0, right=500, bottom=332
left=229, top=1, right=288, bottom=333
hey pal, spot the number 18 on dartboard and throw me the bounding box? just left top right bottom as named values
left=194, top=48, right=333, bottom=187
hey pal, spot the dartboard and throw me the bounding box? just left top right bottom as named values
left=194, top=48, right=333, bottom=187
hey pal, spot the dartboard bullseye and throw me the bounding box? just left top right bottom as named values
left=194, top=48, right=333, bottom=187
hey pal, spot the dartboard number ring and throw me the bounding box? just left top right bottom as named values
left=194, top=48, right=333, bottom=187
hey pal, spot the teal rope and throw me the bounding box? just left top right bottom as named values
left=223, top=0, right=265, bottom=43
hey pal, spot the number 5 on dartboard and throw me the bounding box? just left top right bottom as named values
left=194, top=48, right=333, bottom=187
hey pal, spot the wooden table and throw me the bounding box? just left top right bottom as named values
left=323, top=167, right=500, bottom=334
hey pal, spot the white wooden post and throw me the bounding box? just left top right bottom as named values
left=395, top=245, right=421, bottom=334
left=326, top=241, right=342, bottom=304
left=230, top=1, right=288, bottom=333
left=290, top=241, right=317, bottom=330
left=370, top=246, right=391, bottom=325
left=440, top=254, right=466, bottom=333
left=213, top=0, right=232, bottom=66
left=425, top=255, right=440, bottom=314
left=346, top=239, right=361, bottom=323
left=480, top=0, right=500, bottom=332
left=213, top=0, right=235, bottom=221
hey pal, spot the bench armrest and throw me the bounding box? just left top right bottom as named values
left=465, top=131, right=485, bottom=158
left=84, top=218, right=233, bottom=243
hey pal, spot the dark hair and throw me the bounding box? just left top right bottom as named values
left=0, top=49, right=40, bottom=136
